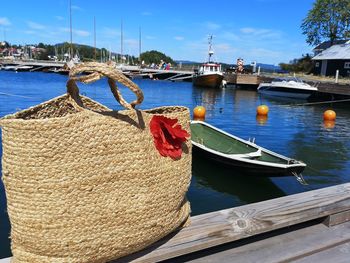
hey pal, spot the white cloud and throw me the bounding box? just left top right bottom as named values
left=75, top=30, right=90, bottom=37
left=222, top=31, right=240, bottom=41
left=71, top=5, right=82, bottom=10
left=55, top=16, right=65, bottom=21
left=239, top=27, right=282, bottom=39
left=27, top=21, right=46, bottom=30
left=215, top=43, right=232, bottom=52
left=125, top=38, right=138, bottom=47
left=102, top=27, right=120, bottom=38
left=0, top=17, right=11, bottom=26
left=60, top=27, right=90, bottom=37
left=145, top=35, right=156, bottom=40
left=174, top=36, right=184, bottom=41
left=24, top=30, right=35, bottom=35
left=205, top=22, right=221, bottom=30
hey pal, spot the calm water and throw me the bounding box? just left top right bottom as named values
left=1, top=71, right=350, bottom=258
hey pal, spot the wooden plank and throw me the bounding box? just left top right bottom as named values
left=317, top=83, right=350, bottom=96
left=292, top=240, right=350, bottom=263
left=182, top=220, right=350, bottom=263
left=113, top=183, right=350, bottom=263
left=323, top=210, right=350, bottom=227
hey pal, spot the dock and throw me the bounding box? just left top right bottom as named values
left=316, top=82, right=350, bottom=97
left=224, top=73, right=273, bottom=86
left=2, top=59, right=350, bottom=98
left=1, top=183, right=350, bottom=262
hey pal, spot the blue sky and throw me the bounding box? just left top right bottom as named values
left=0, top=0, right=315, bottom=65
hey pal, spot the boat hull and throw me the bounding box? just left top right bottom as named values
left=190, top=121, right=306, bottom=177
left=192, top=74, right=224, bottom=88
left=257, top=81, right=318, bottom=99
left=258, top=86, right=314, bottom=99
left=192, top=145, right=305, bottom=176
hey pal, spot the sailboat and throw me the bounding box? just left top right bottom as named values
left=192, top=35, right=224, bottom=88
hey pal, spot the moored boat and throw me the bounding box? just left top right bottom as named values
left=190, top=120, right=306, bottom=178
left=257, top=77, right=318, bottom=99
left=192, top=36, right=224, bottom=88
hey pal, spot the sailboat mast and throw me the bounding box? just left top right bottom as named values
left=94, top=16, right=96, bottom=60
left=139, top=26, right=141, bottom=64
left=120, top=19, right=123, bottom=63
left=69, top=0, right=73, bottom=60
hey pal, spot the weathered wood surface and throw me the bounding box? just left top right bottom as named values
left=317, top=82, right=350, bottom=96
left=184, top=219, right=350, bottom=262
left=113, top=183, right=350, bottom=263
left=323, top=209, right=350, bottom=227
left=224, top=73, right=273, bottom=85
left=293, top=240, right=350, bottom=263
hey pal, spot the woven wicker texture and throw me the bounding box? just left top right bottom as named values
left=0, top=62, right=191, bottom=262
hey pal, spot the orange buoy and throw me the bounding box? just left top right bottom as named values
left=257, top=105, right=269, bottom=116
left=323, top=110, right=336, bottom=121
left=193, top=106, right=206, bottom=120
left=256, top=115, right=268, bottom=125
left=323, top=120, right=335, bottom=129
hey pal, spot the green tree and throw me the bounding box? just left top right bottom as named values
left=279, top=54, right=313, bottom=73
left=301, top=0, right=350, bottom=46
left=140, top=50, right=176, bottom=65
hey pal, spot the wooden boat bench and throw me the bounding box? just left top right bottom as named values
left=229, top=148, right=262, bottom=159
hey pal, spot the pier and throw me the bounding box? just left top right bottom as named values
left=1, top=183, right=350, bottom=262
left=0, top=59, right=65, bottom=70
left=2, top=59, right=350, bottom=98
left=224, top=72, right=273, bottom=86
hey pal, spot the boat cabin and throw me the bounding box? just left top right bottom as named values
left=198, top=63, right=222, bottom=74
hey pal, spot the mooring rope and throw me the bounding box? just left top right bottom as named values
left=0, top=92, right=34, bottom=99
left=292, top=98, right=350, bottom=106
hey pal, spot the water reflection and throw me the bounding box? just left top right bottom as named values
left=190, top=155, right=285, bottom=215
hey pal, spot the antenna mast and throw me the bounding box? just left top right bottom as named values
left=208, top=35, right=214, bottom=63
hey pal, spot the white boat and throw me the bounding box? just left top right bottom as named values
left=192, top=36, right=224, bottom=88
left=257, top=77, right=318, bottom=99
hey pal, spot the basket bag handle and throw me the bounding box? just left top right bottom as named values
left=66, top=62, right=144, bottom=110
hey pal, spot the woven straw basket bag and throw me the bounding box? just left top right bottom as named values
left=0, top=62, right=191, bottom=262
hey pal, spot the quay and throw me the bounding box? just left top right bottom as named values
left=2, top=59, right=350, bottom=98
left=224, top=72, right=273, bottom=86
left=225, top=72, right=350, bottom=99
left=1, top=183, right=350, bottom=262
left=0, top=59, right=65, bottom=71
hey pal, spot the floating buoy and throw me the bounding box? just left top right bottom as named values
left=193, top=106, right=206, bottom=120
left=257, top=105, right=269, bottom=116
left=256, top=115, right=268, bottom=125
left=323, top=110, right=336, bottom=121
left=324, top=120, right=335, bottom=129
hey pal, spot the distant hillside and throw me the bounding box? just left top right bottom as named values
left=175, top=60, right=280, bottom=70
left=175, top=60, right=199, bottom=65
left=256, top=63, right=280, bottom=71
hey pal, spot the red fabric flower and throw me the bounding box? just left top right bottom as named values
left=150, top=115, right=189, bottom=159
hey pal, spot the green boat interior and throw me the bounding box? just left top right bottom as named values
left=190, top=122, right=288, bottom=164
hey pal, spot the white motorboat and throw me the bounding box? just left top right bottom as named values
left=257, top=77, right=318, bottom=99
left=192, top=35, right=224, bottom=88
